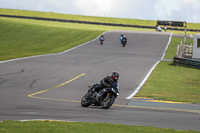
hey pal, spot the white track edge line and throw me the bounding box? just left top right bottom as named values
left=18, top=119, right=76, bottom=122
left=126, top=32, right=173, bottom=99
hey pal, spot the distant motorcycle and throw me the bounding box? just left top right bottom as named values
left=121, top=37, right=127, bottom=47
left=100, top=40, right=104, bottom=45
left=99, top=35, right=105, bottom=45
left=100, top=37, right=105, bottom=45
left=120, top=36, right=127, bottom=47
left=81, top=82, right=119, bottom=109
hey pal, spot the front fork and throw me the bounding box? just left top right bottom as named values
left=103, top=93, right=111, bottom=102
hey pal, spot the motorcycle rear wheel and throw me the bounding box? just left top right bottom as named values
left=81, top=94, right=92, bottom=107
left=100, top=94, right=115, bottom=109
left=122, top=43, right=126, bottom=47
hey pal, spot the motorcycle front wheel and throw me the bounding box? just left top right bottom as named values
left=81, top=94, right=92, bottom=107
left=100, top=94, right=115, bottom=109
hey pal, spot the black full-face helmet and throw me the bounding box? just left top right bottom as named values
left=111, top=72, right=119, bottom=81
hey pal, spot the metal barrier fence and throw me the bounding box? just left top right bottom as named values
left=1, top=14, right=200, bottom=32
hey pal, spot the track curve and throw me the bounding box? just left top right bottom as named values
left=0, top=30, right=199, bottom=131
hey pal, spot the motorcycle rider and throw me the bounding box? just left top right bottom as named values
left=120, top=33, right=124, bottom=44
left=99, top=34, right=105, bottom=44
left=121, top=36, right=127, bottom=47
left=91, top=72, right=119, bottom=95
left=81, top=72, right=120, bottom=108
left=122, top=35, right=127, bottom=44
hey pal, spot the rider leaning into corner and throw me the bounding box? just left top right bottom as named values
left=81, top=72, right=120, bottom=108
left=91, top=72, right=119, bottom=96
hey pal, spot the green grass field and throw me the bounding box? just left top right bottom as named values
left=0, top=8, right=158, bottom=26
left=0, top=120, right=199, bottom=133
left=0, top=17, right=103, bottom=61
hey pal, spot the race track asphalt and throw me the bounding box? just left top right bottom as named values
left=0, top=30, right=199, bottom=131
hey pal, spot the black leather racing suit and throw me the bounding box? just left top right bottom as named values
left=93, top=76, right=113, bottom=92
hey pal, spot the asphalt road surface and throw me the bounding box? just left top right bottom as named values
left=0, top=30, right=199, bottom=131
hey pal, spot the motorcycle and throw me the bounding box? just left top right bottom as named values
left=100, top=37, right=105, bottom=45
left=100, top=40, right=104, bottom=45
left=81, top=82, right=119, bottom=109
left=121, top=38, right=127, bottom=47
left=120, top=36, right=127, bottom=47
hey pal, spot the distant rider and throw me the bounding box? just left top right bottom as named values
left=120, top=33, right=124, bottom=44
left=122, top=35, right=127, bottom=44
left=99, top=34, right=105, bottom=44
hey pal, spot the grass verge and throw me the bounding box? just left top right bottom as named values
left=136, top=61, right=200, bottom=103
left=0, top=17, right=103, bottom=61
left=136, top=36, right=200, bottom=103
left=0, top=8, right=158, bottom=26
left=0, top=120, right=199, bottom=133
